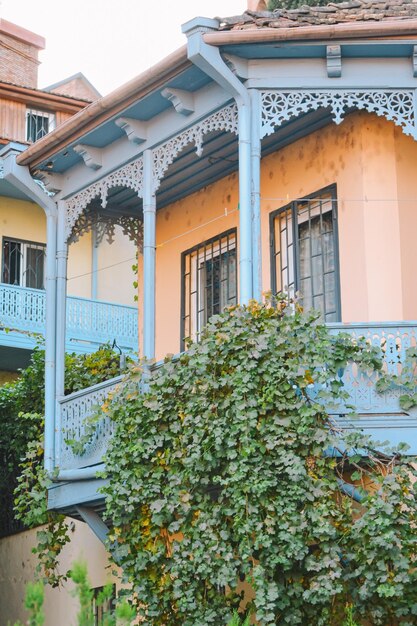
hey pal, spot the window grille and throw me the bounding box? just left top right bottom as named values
left=270, top=185, right=340, bottom=322
left=2, top=238, right=46, bottom=289
left=181, top=229, right=237, bottom=347
left=25, top=108, right=56, bottom=143
left=91, top=585, right=116, bottom=625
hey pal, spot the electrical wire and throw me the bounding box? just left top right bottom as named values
left=67, top=194, right=414, bottom=281
left=67, top=206, right=238, bottom=281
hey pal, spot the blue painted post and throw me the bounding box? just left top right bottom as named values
left=143, top=149, right=156, bottom=360
left=250, top=89, right=262, bottom=302
left=91, top=224, right=98, bottom=300
left=0, top=145, right=59, bottom=476
left=44, top=212, right=57, bottom=476
left=55, top=202, right=68, bottom=470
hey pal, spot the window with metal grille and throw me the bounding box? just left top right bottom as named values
left=25, top=108, right=56, bottom=143
left=91, top=585, right=116, bottom=625
left=270, top=185, right=340, bottom=322
left=2, top=238, right=46, bottom=289
left=181, top=229, right=237, bottom=347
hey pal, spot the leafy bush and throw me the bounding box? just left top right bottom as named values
left=102, top=299, right=417, bottom=625
left=12, top=560, right=135, bottom=626
left=0, top=345, right=125, bottom=584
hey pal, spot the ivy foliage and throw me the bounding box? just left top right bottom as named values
left=102, top=300, right=417, bottom=625
left=267, top=0, right=329, bottom=11
left=1, top=345, right=125, bottom=585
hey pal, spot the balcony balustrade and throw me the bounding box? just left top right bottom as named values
left=0, top=282, right=138, bottom=353
left=57, top=321, right=417, bottom=474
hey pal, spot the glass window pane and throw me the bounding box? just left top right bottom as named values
left=2, top=239, right=45, bottom=289
left=271, top=189, right=340, bottom=321
left=25, top=246, right=45, bottom=289
left=182, top=231, right=237, bottom=345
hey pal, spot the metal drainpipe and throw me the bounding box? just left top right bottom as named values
left=44, top=212, right=57, bottom=475
left=54, top=201, right=68, bottom=474
left=182, top=18, right=254, bottom=304
left=1, top=148, right=58, bottom=477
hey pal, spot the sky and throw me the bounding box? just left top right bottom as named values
left=0, top=0, right=246, bottom=96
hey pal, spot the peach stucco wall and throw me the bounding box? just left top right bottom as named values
left=394, top=126, right=417, bottom=321
left=0, top=521, right=118, bottom=626
left=149, top=112, right=417, bottom=360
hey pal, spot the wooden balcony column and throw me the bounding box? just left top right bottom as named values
left=142, top=149, right=156, bottom=361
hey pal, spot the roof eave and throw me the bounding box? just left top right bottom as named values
left=204, top=18, right=417, bottom=45
left=16, top=45, right=190, bottom=170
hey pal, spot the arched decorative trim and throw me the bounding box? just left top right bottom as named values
left=152, top=103, right=238, bottom=192
left=260, top=89, right=417, bottom=140
left=64, top=103, right=239, bottom=241
left=65, top=157, right=144, bottom=240
left=68, top=209, right=143, bottom=249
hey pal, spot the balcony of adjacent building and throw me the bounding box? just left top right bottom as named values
left=0, top=280, right=138, bottom=369
left=0, top=159, right=138, bottom=370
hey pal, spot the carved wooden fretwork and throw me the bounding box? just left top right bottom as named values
left=65, top=103, right=239, bottom=240
left=152, top=103, right=238, bottom=191
left=69, top=209, right=143, bottom=249
left=65, top=157, right=144, bottom=240
left=260, top=89, right=417, bottom=139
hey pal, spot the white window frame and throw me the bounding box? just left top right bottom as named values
left=25, top=108, right=56, bottom=143
left=2, top=238, right=46, bottom=289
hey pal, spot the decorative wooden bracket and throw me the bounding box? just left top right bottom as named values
left=327, top=45, right=342, bottom=78
left=115, top=117, right=147, bottom=144
left=161, top=87, right=195, bottom=116
left=73, top=144, right=102, bottom=170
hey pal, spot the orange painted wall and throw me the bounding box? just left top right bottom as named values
left=148, top=173, right=240, bottom=359
left=259, top=112, right=408, bottom=323
left=394, top=126, right=417, bottom=321
left=147, top=112, right=417, bottom=360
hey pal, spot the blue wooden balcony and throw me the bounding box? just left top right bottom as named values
left=47, top=321, right=417, bottom=514
left=56, top=321, right=417, bottom=470
left=0, top=283, right=138, bottom=369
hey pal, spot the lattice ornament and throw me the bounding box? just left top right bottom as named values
left=69, top=208, right=143, bottom=249
left=65, top=103, right=239, bottom=240
left=59, top=381, right=120, bottom=470
left=65, top=157, right=144, bottom=240
left=261, top=90, right=417, bottom=139
left=152, top=103, right=238, bottom=191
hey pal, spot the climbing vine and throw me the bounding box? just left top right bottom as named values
left=101, top=299, right=417, bottom=625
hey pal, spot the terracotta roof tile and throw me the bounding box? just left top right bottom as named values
left=217, top=0, right=417, bottom=30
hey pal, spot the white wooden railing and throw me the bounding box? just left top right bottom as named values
left=0, top=283, right=138, bottom=351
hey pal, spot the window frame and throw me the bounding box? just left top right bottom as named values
left=91, top=584, right=116, bottom=625
left=181, top=228, right=238, bottom=350
left=1, top=236, right=46, bottom=290
left=269, top=184, right=341, bottom=322
left=25, top=107, right=56, bottom=143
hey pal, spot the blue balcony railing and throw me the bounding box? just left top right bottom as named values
left=0, top=282, right=138, bottom=353
left=57, top=321, right=417, bottom=474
